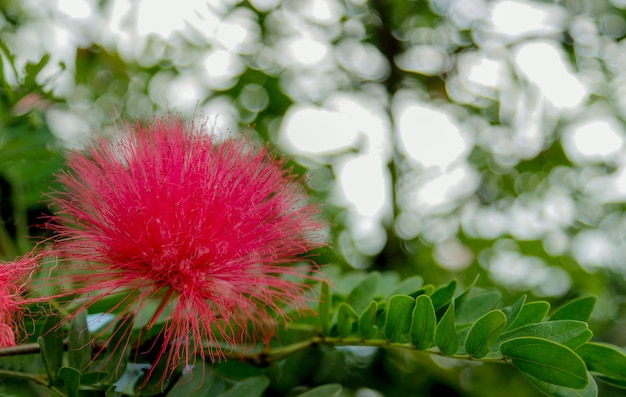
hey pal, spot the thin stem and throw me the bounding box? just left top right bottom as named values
left=0, top=341, right=41, bottom=357
left=0, top=334, right=508, bottom=381
left=221, top=335, right=509, bottom=366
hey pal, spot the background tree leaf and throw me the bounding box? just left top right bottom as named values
left=23, top=54, right=50, bottom=90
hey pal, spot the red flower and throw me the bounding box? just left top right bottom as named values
left=0, top=254, right=39, bottom=348
left=46, top=115, right=325, bottom=380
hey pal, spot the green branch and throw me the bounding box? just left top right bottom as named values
left=0, top=368, right=66, bottom=397
left=222, top=335, right=508, bottom=366
left=0, top=342, right=41, bottom=357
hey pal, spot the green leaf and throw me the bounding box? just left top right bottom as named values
left=465, top=310, right=507, bottom=358
left=499, top=321, right=592, bottom=350
left=508, top=301, right=551, bottom=329
left=81, top=292, right=129, bottom=316
left=564, top=330, right=596, bottom=352
left=503, top=295, right=527, bottom=329
left=214, top=361, right=263, bottom=378
left=359, top=300, right=378, bottom=339
left=319, top=281, right=331, bottom=335
left=524, top=372, right=598, bottom=397
left=106, top=385, right=124, bottom=397
left=80, top=372, right=109, bottom=386
left=39, top=314, right=64, bottom=382
left=430, top=279, right=457, bottom=312
left=500, top=337, right=588, bottom=389
left=384, top=295, right=415, bottom=342
left=435, top=301, right=458, bottom=355
left=204, top=376, right=226, bottom=395
left=550, top=297, right=596, bottom=323
left=347, top=272, right=380, bottom=314
left=595, top=376, right=626, bottom=389
left=135, top=363, right=176, bottom=396
left=58, top=367, right=81, bottom=397
left=337, top=303, right=358, bottom=338
left=297, top=384, right=343, bottom=397
left=218, top=376, right=270, bottom=397
left=455, top=290, right=502, bottom=325
left=412, top=295, right=436, bottom=350
left=389, top=275, right=424, bottom=297
left=167, top=364, right=214, bottom=397
left=576, top=342, right=626, bottom=387
left=69, top=311, right=92, bottom=370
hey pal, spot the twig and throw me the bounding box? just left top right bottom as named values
left=0, top=368, right=67, bottom=397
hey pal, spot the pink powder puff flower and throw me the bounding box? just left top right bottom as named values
left=0, top=253, right=40, bottom=348
left=45, top=115, right=326, bottom=381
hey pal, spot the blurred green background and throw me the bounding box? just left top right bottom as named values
left=1, top=0, right=626, bottom=396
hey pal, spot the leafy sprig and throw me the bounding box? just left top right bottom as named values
left=313, top=269, right=626, bottom=397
